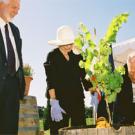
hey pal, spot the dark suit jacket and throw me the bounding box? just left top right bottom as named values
left=113, top=64, right=135, bottom=124
left=0, top=22, right=25, bottom=100
left=44, top=48, right=92, bottom=102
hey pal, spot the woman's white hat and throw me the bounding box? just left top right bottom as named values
left=48, top=25, right=75, bottom=46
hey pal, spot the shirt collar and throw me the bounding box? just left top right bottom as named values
left=0, top=17, right=7, bottom=28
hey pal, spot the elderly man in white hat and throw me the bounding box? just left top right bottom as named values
left=44, top=25, right=92, bottom=135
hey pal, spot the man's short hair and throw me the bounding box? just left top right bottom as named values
left=127, top=51, right=135, bottom=63
left=0, top=0, right=9, bottom=4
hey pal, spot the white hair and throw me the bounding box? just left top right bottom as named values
left=127, top=51, right=135, bottom=63
left=0, top=0, right=9, bottom=4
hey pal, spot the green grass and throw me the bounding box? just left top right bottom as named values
left=39, top=119, right=50, bottom=135
left=44, top=130, right=50, bottom=135
left=86, top=118, right=95, bottom=125
left=39, top=119, right=44, bottom=131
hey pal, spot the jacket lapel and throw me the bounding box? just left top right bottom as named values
left=0, top=30, right=7, bottom=61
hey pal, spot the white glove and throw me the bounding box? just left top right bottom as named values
left=90, top=92, right=99, bottom=113
left=50, top=99, right=66, bottom=122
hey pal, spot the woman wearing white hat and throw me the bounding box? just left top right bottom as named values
left=44, top=25, right=92, bottom=135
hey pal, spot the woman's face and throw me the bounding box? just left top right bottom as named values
left=128, top=57, right=135, bottom=83
left=60, top=44, right=73, bottom=53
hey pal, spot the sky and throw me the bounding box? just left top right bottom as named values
left=13, top=0, right=135, bottom=107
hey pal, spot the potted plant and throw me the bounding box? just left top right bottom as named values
left=23, top=64, right=33, bottom=96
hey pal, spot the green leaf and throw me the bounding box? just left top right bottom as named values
left=80, top=23, right=88, bottom=33
left=74, top=36, right=83, bottom=49
left=85, top=32, right=91, bottom=40
left=79, top=60, right=85, bottom=68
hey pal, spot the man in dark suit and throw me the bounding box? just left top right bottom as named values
left=113, top=52, right=135, bottom=126
left=0, top=0, right=25, bottom=134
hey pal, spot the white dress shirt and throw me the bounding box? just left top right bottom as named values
left=0, top=17, right=20, bottom=71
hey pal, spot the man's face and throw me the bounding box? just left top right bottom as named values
left=2, top=0, right=20, bottom=21
left=8, top=0, right=20, bottom=18
left=128, top=56, right=135, bottom=83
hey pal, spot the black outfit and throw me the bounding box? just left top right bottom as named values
left=113, top=64, right=135, bottom=125
left=44, top=48, right=92, bottom=135
left=0, top=23, right=25, bottom=134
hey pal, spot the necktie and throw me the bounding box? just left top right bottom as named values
left=5, top=24, right=16, bottom=75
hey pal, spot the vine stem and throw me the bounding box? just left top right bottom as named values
left=105, top=97, right=112, bottom=125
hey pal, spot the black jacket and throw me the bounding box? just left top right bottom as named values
left=113, top=64, right=135, bottom=124
left=44, top=48, right=92, bottom=101
left=0, top=22, right=25, bottom=99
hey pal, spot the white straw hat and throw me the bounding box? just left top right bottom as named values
left=48, top=25, right=75, bottom=46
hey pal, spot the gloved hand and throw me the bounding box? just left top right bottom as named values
left=90, top=92, right=99, bottom=113
left=50, top=99, right=66, bottom=122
